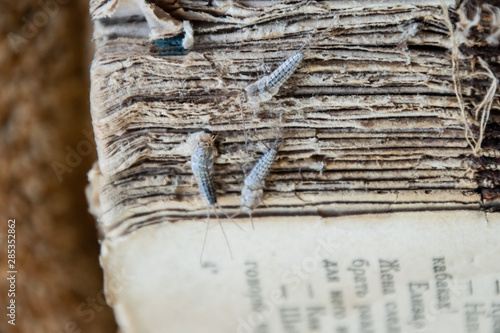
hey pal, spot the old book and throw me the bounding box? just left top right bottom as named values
left=86, top=0, right=500, bottom=332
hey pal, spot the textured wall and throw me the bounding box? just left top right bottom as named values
left=0, top=0, right=116, bottom=332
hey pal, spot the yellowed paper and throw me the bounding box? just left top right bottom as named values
left=101, top=211, right=500, bottom=333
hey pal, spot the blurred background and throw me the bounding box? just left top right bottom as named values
left=1, top=0, right=117, bottom=332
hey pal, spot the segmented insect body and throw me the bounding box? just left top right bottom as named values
left=245, top=52, right=304, bottom=104
left=240, top=147, right=278, bottom=227
left=191, top=140, right=217, bottom=207
left=266, top=52, right=304, bottom=95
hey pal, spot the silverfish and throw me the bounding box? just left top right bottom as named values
left=239, top=145, right=280, bottom=229
left=244, top=52, right=304, bottom=104
left=191, top=136, right=239, bottom=263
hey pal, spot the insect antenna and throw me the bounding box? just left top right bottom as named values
left=213, top=206, right=233, bottom=260
left=239, top=91, right=250, bottom=154
left=200, top=206, right=211, bottom=265
left=227, top=204, right=254, bottom=230
left=215, top=202, right=245, bottom=232
left=200, top=205, right=236, bottom=264
left=250, top=122, right=285, bottom=152
left=248, top=211, right=255, bottom=230
left=295, top=10, right=339, bottom=56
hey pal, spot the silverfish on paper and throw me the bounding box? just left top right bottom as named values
left=238, top=144, right=280, bottom=229
left=191, top=135, right=240, bottom=263
left=244, top=52, right=304, bottom=104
